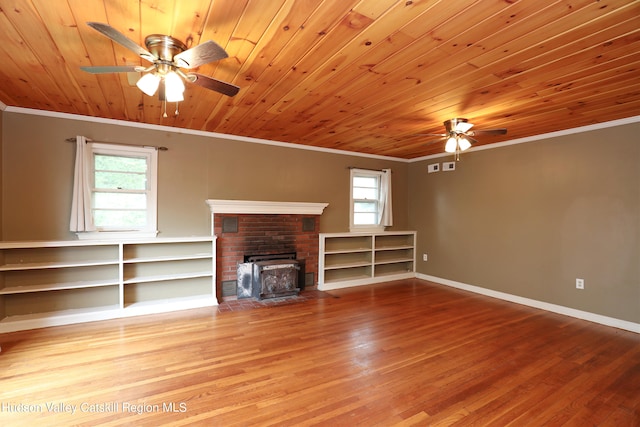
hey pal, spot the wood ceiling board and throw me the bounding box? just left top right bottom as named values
left=0, top=4, right=78, bottom=112
left=0, top=0, right=638, bottom=159
left=215, top=0, right=358, bottom=134
left=192, top=1, right=316, bottom=134
left=185, top=0, right=323, bottom=132
left=467, top=0, right=638, bottom=70
left=192, top=0, right=289, bottom=130
left=33, top=1, right=108, bottom=118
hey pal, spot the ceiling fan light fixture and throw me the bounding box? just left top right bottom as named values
left=164, top=71, right=185, bottom=102
left=136, top=72, right=161, bottom=96
left=458, top=136, right=472, bottom=151
left=445, top=136, right=457, bottom=153
left=82, top=22, right=240, bottom=106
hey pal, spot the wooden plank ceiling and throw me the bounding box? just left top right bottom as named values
left=0, top=0, right=638, bottom=159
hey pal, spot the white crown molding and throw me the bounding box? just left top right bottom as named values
left=418, top=273, right=640, bottom=334
left=408, top=115, right=640, bottom=162
left=206, top=199, right=329, bottom=215
left=0, top=100, right=7, bottom=111
left=3, top=106, right=406, bottom=162
left=5, top=106, right=638, bottom=163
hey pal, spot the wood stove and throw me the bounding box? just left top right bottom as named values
left=237, top=253, right=300, bottom=300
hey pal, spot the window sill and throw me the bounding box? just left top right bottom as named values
left=349, top=225, right=386, bottom=233
left=75, top=231, right=159, bottom=241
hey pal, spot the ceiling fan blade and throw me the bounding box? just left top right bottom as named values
left=174, top=41, right=228, bottom=69
left=87, top=22, right=155, bottom=62
left=415, top=133, right=447, bottom=137
left=471, top=128, right=507, bottom=136
left=80, top=65, right=139, bottom=74
left=188, top=73, right=239, bottom=97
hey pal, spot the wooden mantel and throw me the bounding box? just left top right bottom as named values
left=206, top=199, right=329, bottom=215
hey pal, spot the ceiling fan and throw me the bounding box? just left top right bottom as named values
left=423, top=118, right=507, bottom=159
left=80, top=22, right=239, bottom=116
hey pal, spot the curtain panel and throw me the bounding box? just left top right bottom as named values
left=378, top=168, right=393, bottom=227
left=69, top=135, right=95, bottom=232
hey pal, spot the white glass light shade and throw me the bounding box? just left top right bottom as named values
left=455, top=121, right=474, bottom=132
left=164, top=71, right=185, bottom=102
left=458, top=136, right=472, bottom=151
left=445, top=136, right=457, bottom=153
left=136, top=73, right=161, bottom=96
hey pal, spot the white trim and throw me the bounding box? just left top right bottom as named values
left=319, top=272, right=415, bottom=291
left=5, top=106, right=404, bottom=162
left=206, top=199, right=328, bottom=215
left=417, top=273, right=640, bottom=334
left=76, top=231, right=158, bottom=240
left=0, top=100, right=7, bottom=110
left=120, top=295, right=217, bottom=317
left=5, top=107, right=639, bottom=162
left=0, top=307, right=122, bottom=333
left=350, top=168, right=385, bottom=231
left=86, top=142, right=158, bottom=235
left=408, top=115, right=640, bottom=162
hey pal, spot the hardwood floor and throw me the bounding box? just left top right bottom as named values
left=1, top=279, right=638, bottom=426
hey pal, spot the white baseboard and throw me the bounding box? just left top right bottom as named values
left=417, top=273, right=640, bottom=334
left=318, top=272, right=415, bottom=291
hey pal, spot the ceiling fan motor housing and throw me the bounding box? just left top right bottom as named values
left=144, top=34, right=187, bottom=63
left=444, top=118, right=469, bottom=133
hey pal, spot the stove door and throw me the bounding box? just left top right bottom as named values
left=236, top=263, right=254, bottom=299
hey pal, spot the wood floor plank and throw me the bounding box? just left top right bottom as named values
left=1, top=279, right=638, bottom=426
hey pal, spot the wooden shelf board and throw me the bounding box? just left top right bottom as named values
left=0, top=240, right=118, bottom=249
left=324, top=248, right=372, bottom=255
left=121, top=236, right=214, bottom=244
left=324, top=261, right=372, bottom=270
left=375, top=245, right=414, bottom=251
left=0, top=259, right=120, bottom=271
left=123, top=253, right=213, bottom=263
left=123, top=271, right=213, bottom=285
left=0, top=280, right=120, bottom=295
left=374, top=258, right=414, bottom=265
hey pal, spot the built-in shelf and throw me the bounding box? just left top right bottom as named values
left=318, top=231, right=416, bottom=290
left=0, top=236, right=216, bottom=333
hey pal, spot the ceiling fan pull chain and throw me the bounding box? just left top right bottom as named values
left=175, top=102, right=180, bottom=116
left=163, top=100, right=168, bottom=118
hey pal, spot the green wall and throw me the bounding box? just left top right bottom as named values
left=1, top=111, right=409, bottom=240
left=409, top=122, right=640, bottom=324
left=2, top=109, right=638, bottom=325
left=0, top=109, right=3, bottom=240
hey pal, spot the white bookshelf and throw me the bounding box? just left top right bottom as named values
left=318, top=231, right=416, bottom=290
left=0, top=237, right=216, bottom=333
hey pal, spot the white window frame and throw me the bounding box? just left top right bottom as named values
left=350, top=168, right=385, bottom=233
left=76, top=143, right=158, bottom=240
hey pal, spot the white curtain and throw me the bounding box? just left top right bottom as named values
left=69, top=136, right=95, bottom=232
left=378, top=168, right=393, bottom=227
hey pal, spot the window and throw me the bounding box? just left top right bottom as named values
left=77, top=143, right=158, bottom=239
left=350, top=169, right=385, bottom=232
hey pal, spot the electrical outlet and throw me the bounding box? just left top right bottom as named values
left=443, top=161, right=456, bottom=171
left=423, top=253, right=428, bottom=261
left=576, top=278, right=584, bottom=289
left=428, top=163, right=440, bottom=173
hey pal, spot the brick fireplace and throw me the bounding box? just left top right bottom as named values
left=206, top=200, right=328, bottom=300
